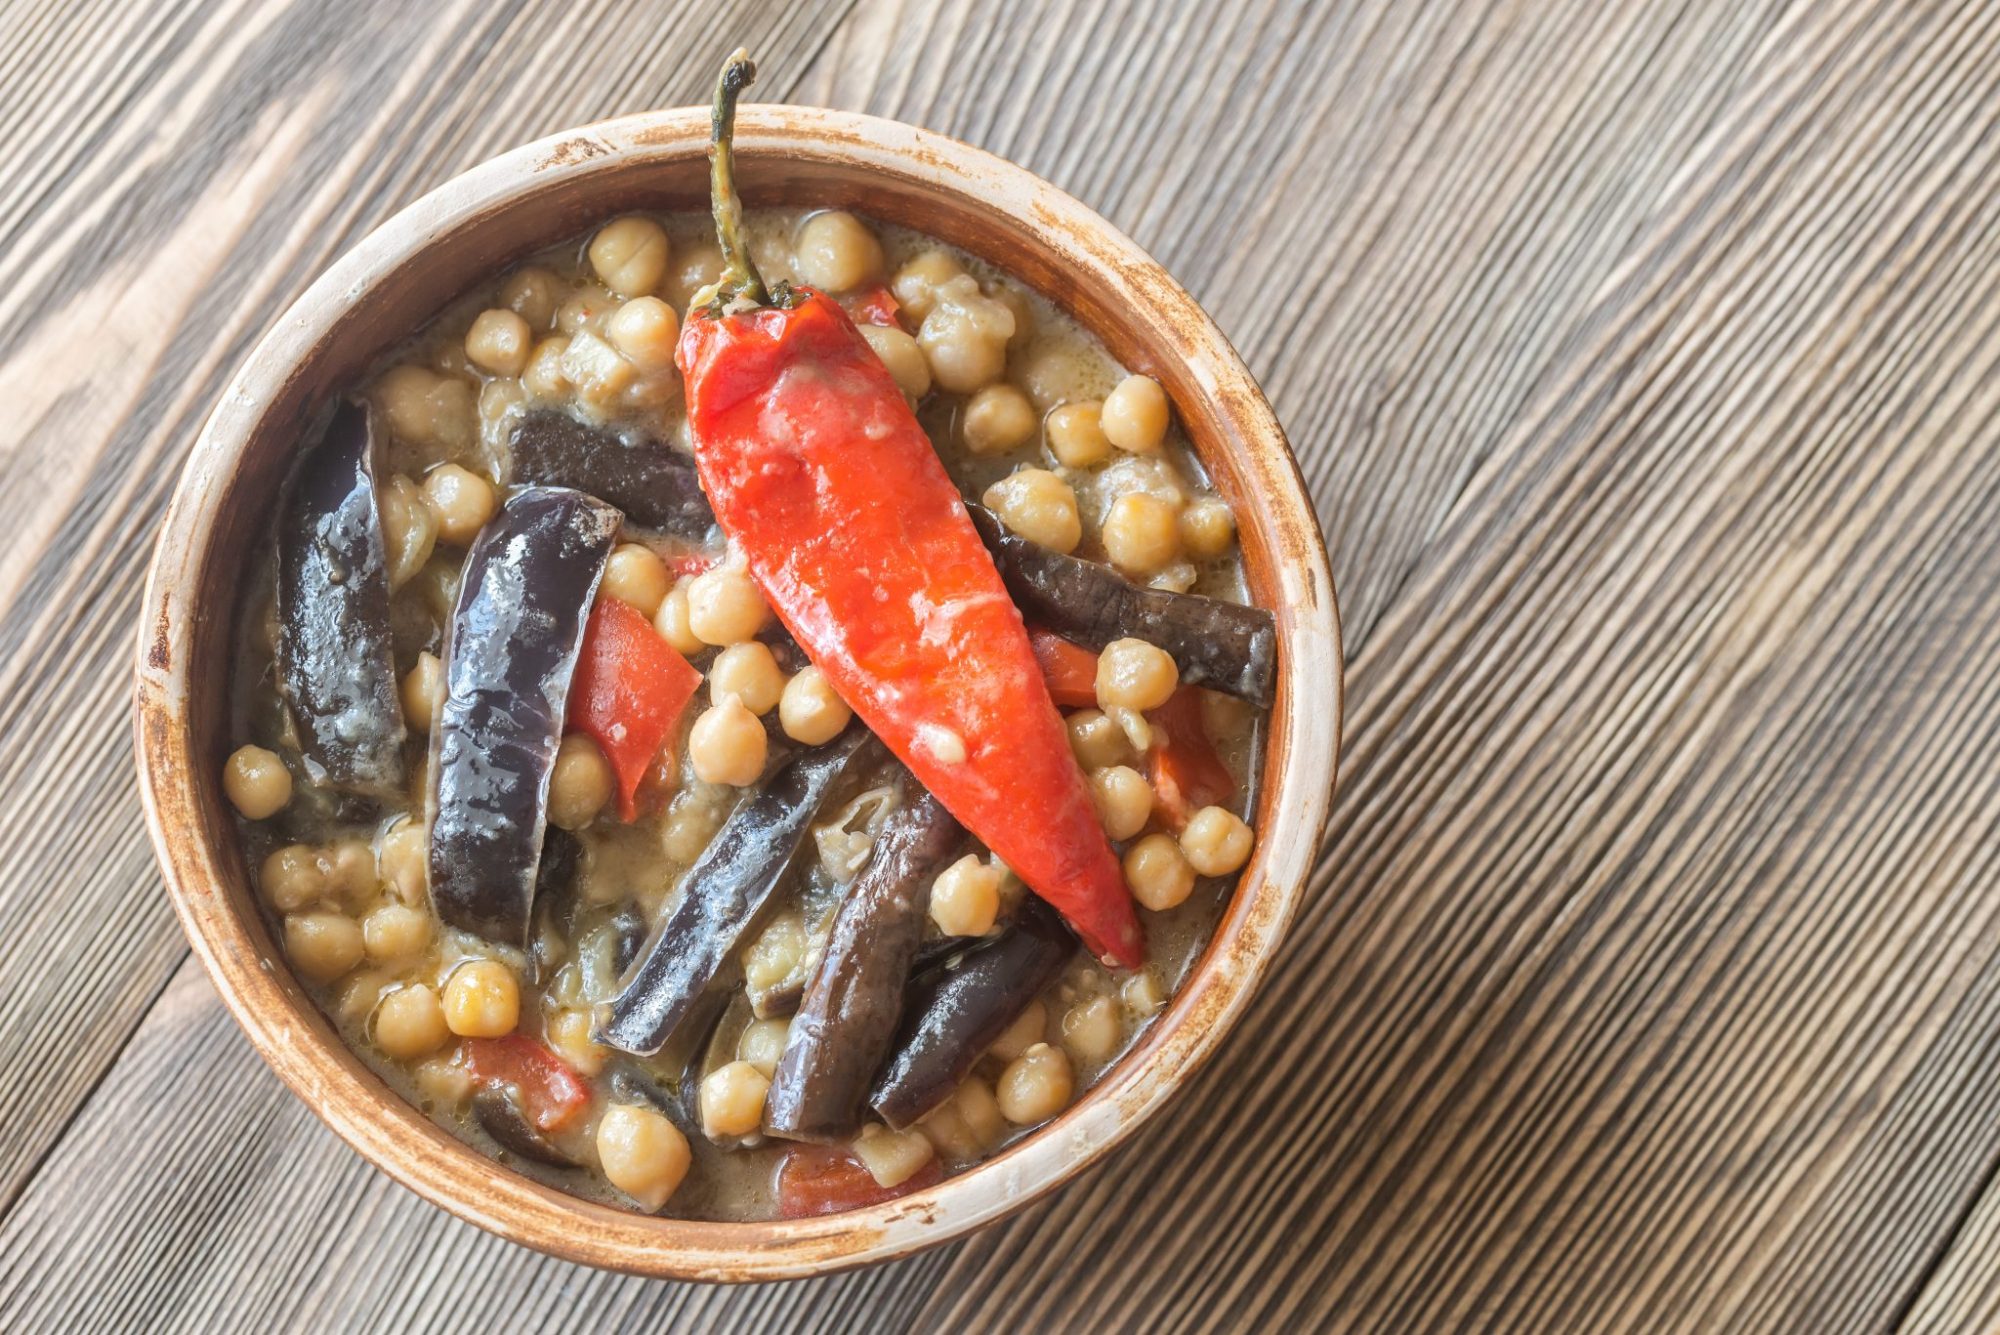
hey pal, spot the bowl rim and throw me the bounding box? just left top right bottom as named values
left=132, top=103, right=1343, bottom=1281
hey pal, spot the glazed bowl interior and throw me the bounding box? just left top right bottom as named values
left=136, top=107, right=1342, bottom=1281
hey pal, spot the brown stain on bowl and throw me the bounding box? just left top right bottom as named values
left=131, top=106, right=1343, bottom=1282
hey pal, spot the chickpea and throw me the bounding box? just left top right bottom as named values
left=223, top=745, right=291, bottom=819
left=378, top=475, right=437, bottom=591
left=743, top=911, right=806, bottom=997
left=700, top=1060, right=771, bottom=1139
left=1180, top=806, right=1255, bottom=877
left=499, top=266, right=563, bottom=329
left=653, top=584, right=707, bottom=657
left=962, top=384, right=1038, bottom=455
left=547, top=1007, right=607, bottom=1076
left=260, top=844, right=327, bottom=912
left=1061, top=995, right=1122, bottom=1064
left=605, top=296, right=680, bottom=373
left=859, top=323, right=932, bottom=399
left=1045, top=401, right=1112, bottom=469
left=325, top=839, right=377, bottom=907
left=421, top=465, right=498, bottom=546
left=362, top=902, right=432, bottom=962
left=1121, top=969, right=1167, bottom=1018
left=773, top=667, right=848, bottom=745
left=1095, top=638, right=1179, bottom=712
left=955, top=1076, right=1008, bottom=1148
left=1102, top=492, right=1183, bottom=576
left=378, top=821, right=427, bottom=905
left=549, top=734, right=614, bottom=830
left=523, top=336, right=571, bottom=398
left=442, top=959, right=519, bottom=1037
left=666, top=240, right=725, bottom=310
left=597, top=1103, right=692, bottom=1210
left=464, top=308, right=532, bottom=376
left=793, top=211, right=884, bottom=292
left=336, top=970, right=390, bottom=1025
left=399, top=652, right=443, bottom=733
left=737, top=1017, right=790, bottom=1077
left=686, top=565, right=771, bottom=645
left=997, top=1043, right=1073, bottom=1125
left=662, top=790, right=724, bottom=864
left=588, top=215, right=671, bottom=298
left=1100, top=374, right=1170, bottom=454
left=890, top=249, right=966, bottom=323
left=982, top=468, right=1081, bottom=554
left=284, top=912, right=364, bottom=984
left=374, top=984, right=450, bottom=1059
left=1124, top=832, right=1196, bottom=911
left=988, top=1000, right=1046, bottom=1064
left=375, top=364, right=475, bottom=453
left=689, top=695, right=767, bottom=786
left=1019, top=342, right=1094, bottom=411
left=1066, top=709, right=1134, bottom=771
left=918, top=276, right=1014, bottom=394
left=707, top=641, right=784, bottom=716
left=929, top=854, right=1003, bottom=937
left=414, top=1053, right=474, bottom=1108
left=851, top=1123, right=936, bottom=1188
left=1088, top=765, right=1154, bottom=841
left=602, top=543, right=671, bottom=618
left=1180, top=497, right=1236, bottom=560
left=560, top=330, right=637, bottom=406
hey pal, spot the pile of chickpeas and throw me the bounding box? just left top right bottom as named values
left=223, top=205, right=1261, bottom=1217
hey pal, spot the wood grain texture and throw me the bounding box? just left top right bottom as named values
left=6, top=0, right=2000, bottom=1328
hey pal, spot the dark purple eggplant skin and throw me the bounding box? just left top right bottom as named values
left=275, top=400, right=407, bottom=799
left=867, top=897, right=1075, bottom=1130
left=766, top=792, right=962, bottom=1142
left=471, top=1089, right=578, bottom=1167
left=427, top=486, right=620, bottom=947
left=969, top=504, right=1278, bottom=707
left=508, top=409, right=715, bottom=539
left=597, top=729, right=869, bottom=1057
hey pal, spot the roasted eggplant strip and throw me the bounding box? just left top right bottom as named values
left=868, top=897, right=1074, bottom=1129
left=508, top=409, right=715, bottom=538
left=607, top=1063, right=698, bottom=1137
left=767, top=792, right=962, bottom=1142
left=970, top=504, right=1278, bottom=707
left=428, top=486, right=620, bottom=947
left=598, top=729, right=868, bottom=1056
left=472, top=1089, right=578, bottom=1167
left=276, top=400, right=407, bottom=799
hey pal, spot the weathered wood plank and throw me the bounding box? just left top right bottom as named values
left=911, top=0, right=2000, bottom=1328
left=0, top=0, right=852, bottom=1219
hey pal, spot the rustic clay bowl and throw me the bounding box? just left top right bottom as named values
left=133, top=105, right=1343, bottom=1281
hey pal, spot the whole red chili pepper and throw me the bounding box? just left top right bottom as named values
left=673, top=52, right=1143, bottom=968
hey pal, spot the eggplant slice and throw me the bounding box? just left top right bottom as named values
left=868, top=897, right=1075, bottom=1129
left=970, top=504, right=1278, bottom=707
left=508, top=409, right=715, bottom=539
left=428, top=486, right=620, bottom=947
left=598, top=729, right=868, bottom=1057
left=471, top=1089, right=578, bottom=1167
left=766, top=790, right=962, bottom=1142
left=275, top=400, right=407, bottom=799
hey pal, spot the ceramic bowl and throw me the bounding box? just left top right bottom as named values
left=133, top=104, right=1342, bottom=1280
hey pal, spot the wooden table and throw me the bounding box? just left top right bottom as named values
left=6, top=0, right=2000, bottom=1327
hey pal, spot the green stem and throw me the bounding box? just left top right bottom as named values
left=709, top=49, right=767, bottom=306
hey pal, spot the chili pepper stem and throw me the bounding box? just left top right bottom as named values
left=709, top=49, right=768, bottom=307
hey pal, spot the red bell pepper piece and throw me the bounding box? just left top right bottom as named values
left=464, top=1035, right=592, bottom=1132
left=674, top=54, right=1142, bottom=968
left=844, top=283, right=903, bottom=330
left=1028, top=627, right=1101, bottom=708
left=774, top=1145, right=945, bottom=1218
left=568, top=596, right=702, bottom=821
left=1147, top=687, right=1234, bottom=830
